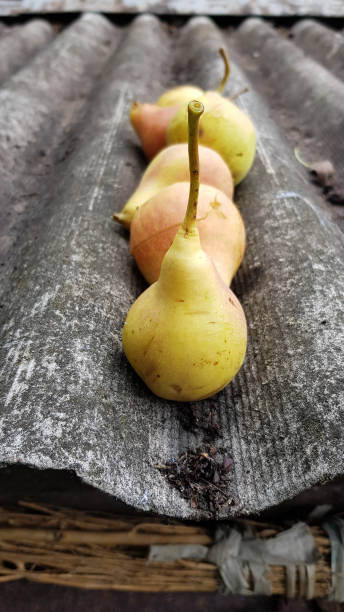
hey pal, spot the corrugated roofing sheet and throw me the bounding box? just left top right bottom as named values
left=0, top=13, right=343, bottom=519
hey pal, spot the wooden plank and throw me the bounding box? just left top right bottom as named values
left=1, top=0, right=344, bottom=16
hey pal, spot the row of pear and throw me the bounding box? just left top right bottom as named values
left=114, top=50, right=256, bottom=402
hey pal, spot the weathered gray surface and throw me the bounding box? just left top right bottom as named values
left=233, top=18, right=344, bottom=175
left=0, top=19, right=54, bottom=86
left=1, top=0, right=344, bottom=15
left=292, top=19, right=344, bottom=80
left=0, top=12, right=120, bottom=293
left=0, top=15, right=343, bottom=519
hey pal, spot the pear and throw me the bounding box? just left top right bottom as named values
left=166, top=92, right=255, bottom=185
left=156, top=85, right=203, bottom=107
left=129, top=49, right=235, bottom=161
left=130, top=181, right=245, bottom=286
left=129, top=83, right=204, bottom=159
left=122, top=100, right=247, bottom=402
left=130, top=49, right=255, bottom=184
left=114, top=143, right=234, bottom=229
left=130, top=102, right=178, bottom=160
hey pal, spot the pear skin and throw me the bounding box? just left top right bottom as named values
left=123, top=228, right=247, bottom=401
left=114, top=144, right=234, bottom=229
left=157, top=85, right=204, bottom=107
left=166, top=95, right=256, bottom=185
left=130, top=102, right=178, bottom=159
left=130, top=182, right=245, bottom=285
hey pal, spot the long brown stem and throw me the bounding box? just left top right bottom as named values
left=217, top=47, right=230, bottom=93
left=182, top=100, right=204, bottom=235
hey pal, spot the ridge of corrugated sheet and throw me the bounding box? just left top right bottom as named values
left=0, top=14, right=343, bottom=519
left=0, top=19, right=54, bottom=85
left=292, top=19, right=344, bottom=80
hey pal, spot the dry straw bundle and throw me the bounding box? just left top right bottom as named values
left=0, top=503, right=332, bottom=597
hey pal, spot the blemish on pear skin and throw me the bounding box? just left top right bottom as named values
left=217, top=211, right=227, bottom=219
left=143, top=335, right=155, bottom=356
left=144, top=363, right=157, bottom=378
left=213, top=361, right=219, bottom=366
left=210, top=197, right=227, bottom=219
left=186, top=310, right=211, bottom=315
left=210, top=198, right=221, bottom=210
left=175, top=299, right=184, bottom=302
left=171, top=384, right=182, bottom=394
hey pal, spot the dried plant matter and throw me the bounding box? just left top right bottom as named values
left=158, top=447, right=234, bottom=515
left=0, top=502, right=216, bottom=591
left=0, top=503, right=332, bottom=597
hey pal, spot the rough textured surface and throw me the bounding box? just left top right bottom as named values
left=0, top=19, right=54, bottom=86
left=0, top=12, right=120, bottom=292
left=1, top=0, right=344, bottom=16
left=233, top=18, right=344, bottom=175
left=231, top=18, right=344, bottom=229
left=0, top=582, right=340, bottom=612
left=0, top=14, right=343, bottom=520
left=292, top=19, right=344, bottom=80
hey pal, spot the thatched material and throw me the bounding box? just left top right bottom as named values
left=0, top=504, right=332, bottom=596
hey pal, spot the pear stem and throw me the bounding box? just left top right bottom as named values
left=182, top=100, right=204, bottom=235
left=217, top=47, right=230, bottom=93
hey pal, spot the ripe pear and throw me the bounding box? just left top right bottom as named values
left=130, top=181, right=245, bottom=285
left=156, top=85, right=203, bottom=107
left=129, top=49, right=226, bottom=160
left=130, top=102, right=178, bottom=160
left=130, top=84, right=204, bottom=159
left=114, top=144, right=234, bottom=229
left=167, top=92, right=255, bottom=185
left=130, top=49, right=255, bottom=183
left=122, top=101, right=247, bottom=402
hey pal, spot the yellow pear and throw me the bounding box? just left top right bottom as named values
left=166, top=90, right=256, bottom=185
left=156, top=85, right=203, bottom=107
left=129, top=48, right=256, bottom=184
left=114, top=143, right=234, bottom=229
left=129, top=181, right=245, bottom=286
left=122, top=101, right=247, bottom=402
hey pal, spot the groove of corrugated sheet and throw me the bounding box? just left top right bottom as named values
left=0, top=14, right=343, bottom=519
